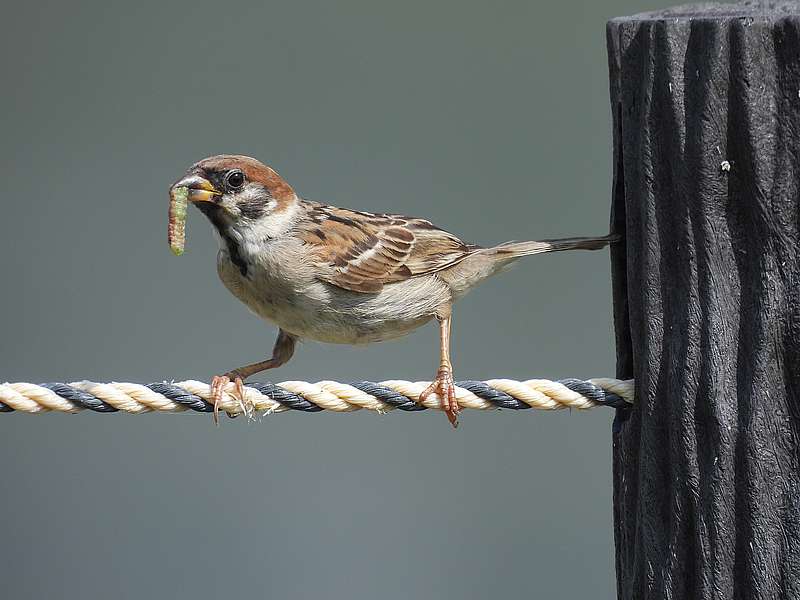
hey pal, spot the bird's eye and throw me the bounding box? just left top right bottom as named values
left=225, top=169, right=245, bottom=191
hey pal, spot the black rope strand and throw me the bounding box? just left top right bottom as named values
left=40, top=383, right=119, bottom=413
left=0, top=379, right=627, bottom=413
left=146, top=383, right=213, bottom=413
left=350, top=381, right=426, bottom=411
left=248, top=382, right=324, bottom=412
left=459, top=381, right=525, bottom=410
left=557, top=379, right=628, bottom=409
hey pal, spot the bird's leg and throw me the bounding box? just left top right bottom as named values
left=210, top=329, right=296, bottom=424
left=418, top=310, right=459, bottom=428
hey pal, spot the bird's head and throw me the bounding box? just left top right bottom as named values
left=170, top=154, right=299, bottom=241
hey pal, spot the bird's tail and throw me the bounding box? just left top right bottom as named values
left=484, top=233, right=620, bottom=259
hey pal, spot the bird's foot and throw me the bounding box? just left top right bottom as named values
left=210, top=372, right=251, bottom=425
left=419, top=367, right=459, bottom=428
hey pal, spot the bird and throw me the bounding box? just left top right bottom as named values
left=170, top=154, right=617, bottom=426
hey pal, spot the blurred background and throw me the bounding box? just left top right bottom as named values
left=0, top=1, right=663, bottom=598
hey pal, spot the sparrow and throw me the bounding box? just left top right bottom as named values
left=170, top=155, right=617, bottom=426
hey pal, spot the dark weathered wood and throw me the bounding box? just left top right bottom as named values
left=608, top=2, right=800, bottom=598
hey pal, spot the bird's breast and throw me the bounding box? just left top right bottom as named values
left=216, top=245, right=451, bottom=344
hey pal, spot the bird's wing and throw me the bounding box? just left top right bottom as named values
left=298, top=203, right=478, bottom=293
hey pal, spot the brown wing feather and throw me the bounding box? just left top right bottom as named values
left=299, top=203, right=477, bottom=293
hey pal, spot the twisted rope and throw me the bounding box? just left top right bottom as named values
left=0, top=378, right=633, bottom=415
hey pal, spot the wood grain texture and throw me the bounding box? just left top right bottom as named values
left=608, top=3, right=800, bottom=598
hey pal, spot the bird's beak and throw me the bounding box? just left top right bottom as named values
left=171, top=173, right=221, bottom=203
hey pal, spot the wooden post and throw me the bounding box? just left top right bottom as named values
left=607, top=2, right=800, bottom=598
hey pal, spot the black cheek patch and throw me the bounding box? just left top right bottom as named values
left=238, top=199, right=268, bottom=220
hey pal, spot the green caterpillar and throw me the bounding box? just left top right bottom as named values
left=168, top=186, right=189, bottom=256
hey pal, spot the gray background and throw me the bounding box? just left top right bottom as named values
left=0, top=1, right=660, bottom=598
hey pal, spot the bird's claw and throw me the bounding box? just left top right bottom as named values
left=419, top=367, right=459, bottom=428
left=210, top=372, right=251, bottom=425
